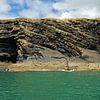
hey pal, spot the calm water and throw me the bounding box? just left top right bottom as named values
left=0, top=71, right=100, bottom=100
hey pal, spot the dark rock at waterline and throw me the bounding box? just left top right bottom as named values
left=0, top=18, right=100, bottom=63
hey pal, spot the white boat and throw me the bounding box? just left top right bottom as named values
left=62, top=69, right=75, bottom=72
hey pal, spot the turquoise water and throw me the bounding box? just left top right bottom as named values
left=0, top=71, right=100, bottom=100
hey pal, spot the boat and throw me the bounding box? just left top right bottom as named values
left=62, top=69, right=75, bottom=72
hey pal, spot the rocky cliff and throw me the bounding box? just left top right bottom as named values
left=0, top=18, right=100, bottom=71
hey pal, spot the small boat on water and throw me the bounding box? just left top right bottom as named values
left=62, top=69, right=75, bottom=72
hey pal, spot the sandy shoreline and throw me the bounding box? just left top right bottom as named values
left=0, top=62, right=100, bottom=72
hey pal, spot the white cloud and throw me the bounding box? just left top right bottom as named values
left=19, top=9, right=39, bottom=18
left=0, top=0, right=13, bottom=19
left=53, top=0, right=100, bottom=18
left=19, top=0, right=56, bottom=18
left=0, top=14, right=16, bottom=19
left=60, top=8, right=100, bottom=19
left=60, top=12, right=72, bottom=19
left=0, top=0, right=100, bottom=19
left=53, top=0, right=100, bottom=10
left=53, top=2, right=69, bottom=10
left=81, top=8, right=100, bottom=18
left=0, top=0, right=11, bottom=13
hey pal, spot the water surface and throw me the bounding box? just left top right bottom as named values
left=0, top=71, right=100, bottom=100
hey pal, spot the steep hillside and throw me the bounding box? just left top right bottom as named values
left=0, top=18, right=100, bottom=71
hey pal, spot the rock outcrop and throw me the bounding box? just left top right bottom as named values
left=0, top=18, right=100, bottom=66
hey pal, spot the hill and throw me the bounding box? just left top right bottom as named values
left=0, top=18, right=100, bottom=71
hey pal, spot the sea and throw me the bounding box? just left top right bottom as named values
left=0, top=71, right=100, bottom=100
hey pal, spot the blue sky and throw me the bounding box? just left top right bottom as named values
left=0, top=0, right=100, bottom=19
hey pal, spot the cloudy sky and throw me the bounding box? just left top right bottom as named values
left=0, top=0, right=100, bottom=19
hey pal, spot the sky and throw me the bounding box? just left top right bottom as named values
left=0, top=0, right=100, bottom=19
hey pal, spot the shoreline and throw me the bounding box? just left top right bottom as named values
left=0, top=62, right=100, bottom=72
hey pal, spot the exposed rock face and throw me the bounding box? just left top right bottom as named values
left=0, top=18, right=100, bottom=64
left=0, top=37, right=17, bottom=63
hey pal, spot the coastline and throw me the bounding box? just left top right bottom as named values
left=0, top=18, right=100, bottom=72
left=0, top=62, right=100, bottom=72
